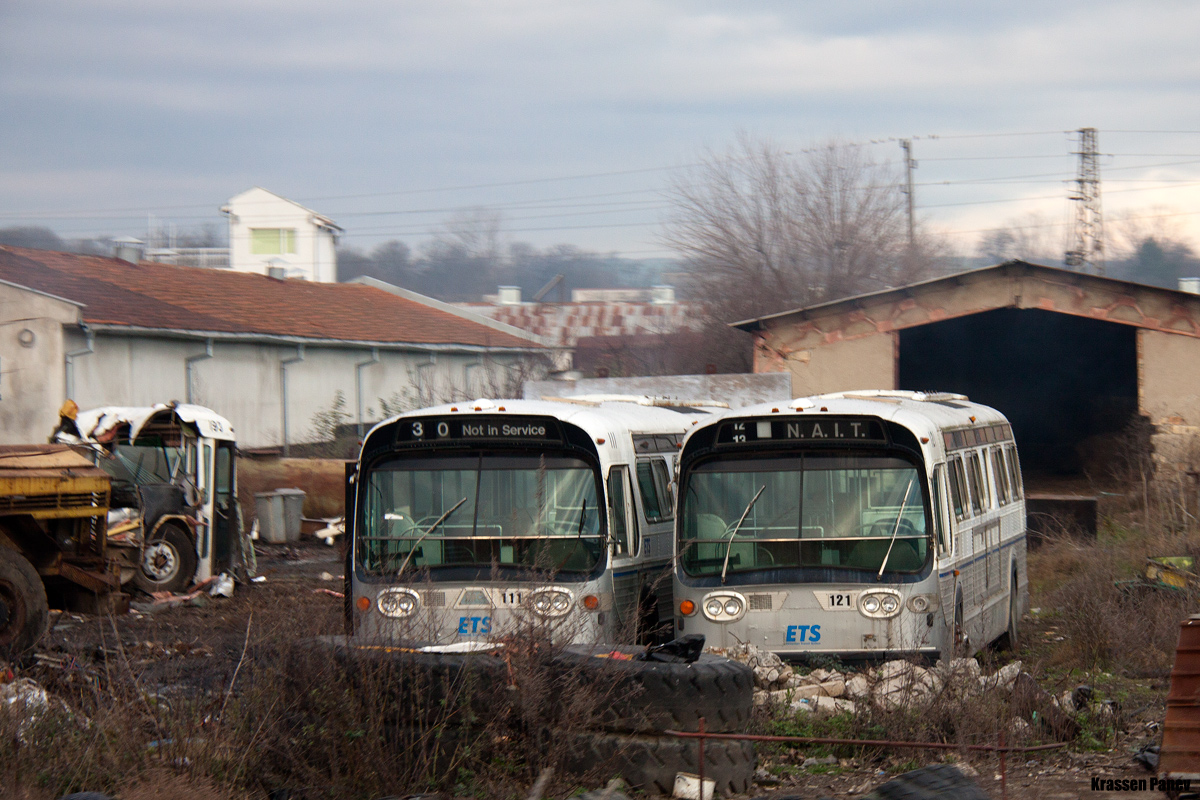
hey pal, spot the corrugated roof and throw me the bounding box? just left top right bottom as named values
left=0, top=246, right=540, bottom=349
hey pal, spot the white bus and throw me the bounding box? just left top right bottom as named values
left=673, top=390, right=1027, bottom=660
left=346, top=397, right=719, bottom=646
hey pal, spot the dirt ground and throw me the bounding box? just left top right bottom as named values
left=8, top=537, right=1176, bottom=800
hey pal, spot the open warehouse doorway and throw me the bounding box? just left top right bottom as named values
left=897, top=308, right=1140, bottom=476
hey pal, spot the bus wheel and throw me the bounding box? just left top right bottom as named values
left=0, top=547, right=49, bottom=654
left=133, top=523, right=197, bottom=595
left=1000, top=575, right=1019, bottom=651
left=953, top=594, right=967, bottom=657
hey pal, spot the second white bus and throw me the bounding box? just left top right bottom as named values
left=673, top=390, right=1028, bottom=660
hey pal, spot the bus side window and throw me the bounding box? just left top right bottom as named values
left=652, top=459, right=675, bottom=521
left=966, top=452, right=987, bottom=514
left=1006, top=445, right=1024, bottom=498
left=991, top=448, right=1010, bottom=505
left=635, top=460, right=663, bottom=523
left=607, top=466, right=638, bottom=556
left=948, top=458, right=967, bottom=521
left=932, top=465, right=949, bottom=554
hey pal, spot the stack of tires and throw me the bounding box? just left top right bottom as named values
left=553, top=645, right=757, bottom=796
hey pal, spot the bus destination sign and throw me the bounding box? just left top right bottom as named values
left=716, top=417, right=886, bottom=446
left=395, top=416, right=562, bottom=446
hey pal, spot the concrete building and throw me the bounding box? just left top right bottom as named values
left=733, top=260, right=1200, bottom=474
left=0, top=246, right=544, bottom=450
left=461, top=285, right=702, bottom=372
left=221, top=187, right=342, bottom=283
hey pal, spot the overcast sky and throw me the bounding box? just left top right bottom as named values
left=3, top=1, right=1199, bottom=259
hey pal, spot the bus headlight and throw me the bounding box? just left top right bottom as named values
left=700, top=591, right=747, bottom=623
left=531, top=588, right=573, bottom=618
left=377, top=588, right=420, bottom=618
left=858, top=590, right=902, bottom=620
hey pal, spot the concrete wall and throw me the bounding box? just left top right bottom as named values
left=1140, top=328, right=1200, bottom=427
left=225, top=187, right=337, bottom=283
left=61, top=331, right=534, bottom=449
left=0, top=283, right=81, bottom=442
left=754, top=329, right=895, bottom=397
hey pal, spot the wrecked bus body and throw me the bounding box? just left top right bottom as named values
left=345, top=397, right=719, bottom=646
left=56, top=403, right=239, bottom=595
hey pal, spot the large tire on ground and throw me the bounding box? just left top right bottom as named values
left=554, top=645, right=754, bottom=733
left=0, top=547, right=49, bottom=654
left=133, top=522, right=197, bottom=595
left=864, top=764, right=990, bottom=800
left=564, top=730, right=755, bottom=797
left=298, top=635, right=509, bottom=726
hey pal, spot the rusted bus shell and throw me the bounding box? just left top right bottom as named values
left=1161, top=615, right=1200, bottom=779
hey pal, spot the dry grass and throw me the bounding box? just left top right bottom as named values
left=0, top=582, right=627, bottom=800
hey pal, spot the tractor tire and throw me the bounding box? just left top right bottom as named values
left=554, top=645, right=754, bottom=733
left=133, top=522, right=197, bottom=595
left=564, top=730, right=755, bottom=797
left=0, top=547, right=49, bottom=655
left=864, top=764, right=990, bottom=800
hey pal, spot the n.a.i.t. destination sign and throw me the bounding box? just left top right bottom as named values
left=715, top=417, right=886, bottom=447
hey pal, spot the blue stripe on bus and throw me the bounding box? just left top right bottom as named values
left=938, top=532, right=1027, bottom=578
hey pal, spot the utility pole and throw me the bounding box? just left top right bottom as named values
left=899, top=139, right=916, bottom=247
left=1064, top=127, right=1105, bottom=275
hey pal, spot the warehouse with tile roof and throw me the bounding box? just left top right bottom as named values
left=0, top=246, right=544, bottom=449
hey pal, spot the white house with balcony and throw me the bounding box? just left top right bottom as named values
left=220, top=187, right=342, bottom=282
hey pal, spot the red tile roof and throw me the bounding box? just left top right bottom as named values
left=0, top=246, right=539, bottom=349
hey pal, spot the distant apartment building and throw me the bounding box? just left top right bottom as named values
left=460, top=284, right=703, bottom=373
left=220, top=187, right=342, bottom=282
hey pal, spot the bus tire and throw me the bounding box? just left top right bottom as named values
left=0, top=546, right=49, bottom=654
left=133, top=522, right=197, bottom=595
left=564, top=730, right=755, bottom=796
left=864, top=763, right=990, bottom=800
left=999, top=573, right=1019, bottom=651
left=953, top=590, right=968, bottom=657
left=555, top=645, right=754, bottom=733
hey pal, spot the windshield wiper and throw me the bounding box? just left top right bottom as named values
left=721, top=485, right=765, bottom=584
left=877, top=478, right=915, bottom=579
left=577, top=498, right=587, bottom=536
left=396, top=497, right=468, bottom=576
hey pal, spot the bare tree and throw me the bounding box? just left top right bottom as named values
left=661, top=135, right=944, bottom=369
left=975, top=212, right=1062, bottom=265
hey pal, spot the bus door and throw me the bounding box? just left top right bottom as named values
left=607, top=465, right=640, bottom=636
left=635, top=455, right=676, bottom=639
left=211, top=440, right=236, bottom=576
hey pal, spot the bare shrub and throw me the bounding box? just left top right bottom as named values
left=1, top=581, right=628, bottom=799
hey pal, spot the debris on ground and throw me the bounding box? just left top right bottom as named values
left=1116, top=555, right=1199, bottom=593
left=313, top=516, right=345, bottom=546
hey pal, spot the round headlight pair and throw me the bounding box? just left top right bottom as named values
left=530, top=589, right=573, bottom=618
left=699, top=592, right=746, bottom=623
left=858, top=590, right=902, bottom=619
left=377, top=588, right=420, bottom=618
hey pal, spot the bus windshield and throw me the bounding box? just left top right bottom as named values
left=680, top=454, right=929, bottom=577
left=359, top=453, right=603, bottom=577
